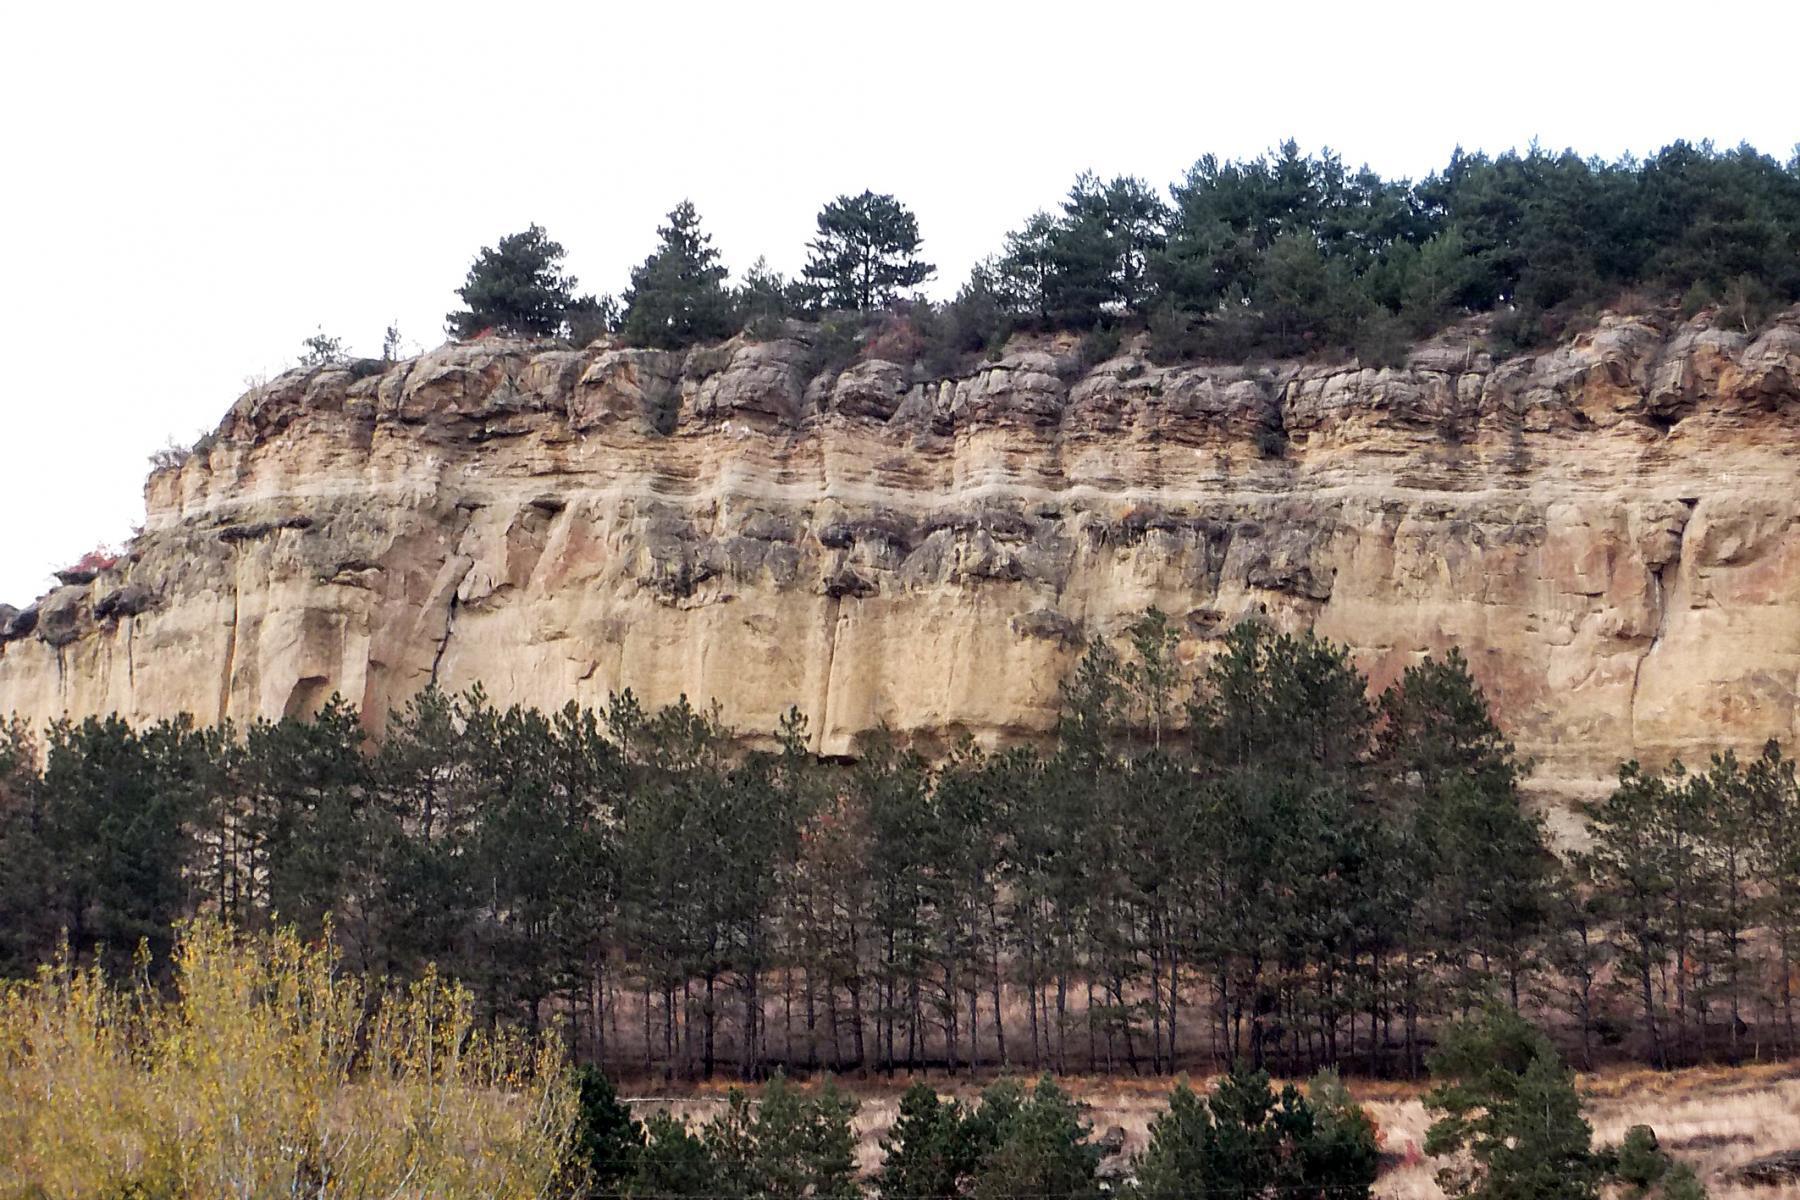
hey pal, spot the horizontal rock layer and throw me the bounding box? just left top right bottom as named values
left=3, top=312, right=1799, bottom=802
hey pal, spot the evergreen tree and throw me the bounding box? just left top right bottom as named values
left=1425, top=1007, right=1602, bottom=1200
left=0, top=719, right=49, bottom=975
left=227, top=698, right=370, bottom=939
left=878, top=1081, right=986, bottom=1200
left=1609, top=1125, right=1707, bottom=1200
left=970, top=1077, right=1101, bottom=1200
left=446, top=224, right=583, bottom=338
left=1379, top=652, right=1549, bottom=1011
left=568, top=293, right=622, bottom=345
left=1750, top=742, right=1800, bottom=1051
left=29, top=715, right=211, bottom=974
left=802, top=191, right=935, bottom=312
left=736, top=257, right=800, bottom=332
left=572, top=1067, right=645, bottom=1198
left=705, top=1077, right=860, bottom=1200
left=997, top=212, right=1060, bottom=324
left=626, top=1112, right=720, bottom=1200
left=1578, top=762, right=1703, bottom=1067
left=1692, top=750, right=1760, bottom=1061
left=1134, top=1068, right=1379, bottom=1200
left=620, top=201, right=736, bottom=350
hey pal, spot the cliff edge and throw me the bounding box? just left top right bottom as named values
left=3, top=310, right=1798, bottom=802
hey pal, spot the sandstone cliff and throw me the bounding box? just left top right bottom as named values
left=3, top=311, right=1798, bottom=802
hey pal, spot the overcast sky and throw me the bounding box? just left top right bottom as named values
left=2, top=0, right=1796, bottom=605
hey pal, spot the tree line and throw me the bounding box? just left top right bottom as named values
left=574, top=1004, right=1699, bottom=1200
left=3, top=615, right=1799, bottom=1080
left=6, top=908, right=1704, bottom=1200
left=349, top=139, right=1800, bottom=378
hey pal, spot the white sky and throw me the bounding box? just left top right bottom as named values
left=2, top=0, right=1796, bottom=606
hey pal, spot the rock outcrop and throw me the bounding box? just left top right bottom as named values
left=4, top=311, right=1799, bottom=804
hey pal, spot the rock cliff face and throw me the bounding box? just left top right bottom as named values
left=3, top=312, right=1798, bottom=801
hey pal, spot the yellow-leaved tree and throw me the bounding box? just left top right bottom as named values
left=0, top=920, right=575, bottom=1198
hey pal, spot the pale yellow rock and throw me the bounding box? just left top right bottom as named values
left=4, top=312, right=1799, bottom=807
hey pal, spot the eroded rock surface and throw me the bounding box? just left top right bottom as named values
left=4, top=312, right=1799, bottom=803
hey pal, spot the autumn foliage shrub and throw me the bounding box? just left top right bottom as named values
left=0, top=920, right=575, bottom=1200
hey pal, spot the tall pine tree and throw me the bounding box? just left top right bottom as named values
left=620, top=201, right=736, bottom=350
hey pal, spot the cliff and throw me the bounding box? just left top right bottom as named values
left=3, top=311, right=1798, bottom=802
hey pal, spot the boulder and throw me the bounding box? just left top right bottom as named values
left=95, top=584, right=155, bottom=621
left=1724, top=1150, right=1800, bottom=1187
left=0, top=606, right=37, bottom=641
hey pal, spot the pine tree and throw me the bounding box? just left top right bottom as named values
left=997, top=212, right=1060, bottom=324
left=970, top=1077, right=1101, bottom=1200
left=878, top=1081, right=985, bottom=1200
left=620, top=201, right=736, bottom=350
left=1579, top=763, right=1679, bottom=1068
left=0, top=719, right=49, bottom=976
left=1379, top=652, right=1549, bottom=1011
left=802, top=191, right=934, bottom=312
left=446, top=224, right=582, bottom=338
left=626, top=1112, right=719, bottom=1200
left=705, top=1077, right=859, bottom=1200
left=1693, top=750, right=1759, bottom=1061
left=571, top=1067, right=644, bottom=1198
left=1133, top=1069, right=1379, bottom=1200
left=1750, top=742, right=1800, bottom=1051
left=1425, top=1007, right=1602, bottom=1200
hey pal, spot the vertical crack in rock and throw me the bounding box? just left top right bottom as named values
left=813, top=593, right=843, bottom=754
left=1629, top=505, right=1693, bottom=741
left=217, top=567, right=241, bottom=727
left=1629, top=565, right=1669, bottom=735
left=428, top=507, right=481, bottom=691
left=428, top=572, right=470, bottom=690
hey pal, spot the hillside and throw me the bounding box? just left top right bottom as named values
left=2, top=308, right=1798, bottom=802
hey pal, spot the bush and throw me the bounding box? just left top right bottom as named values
left=1352, top=310, right=1412, bottom=368
left=860, top=311, right=927, bottom=366
left=148, top=438, right=189, bottom=472
left=1608, top=1125, right=1707, bottom=1200
left=808, top=312, right=874, bottom=376
left=1077, top=324, right=1122, bottom=370
left=0, top=921, right=574, bottom=1199
left=1146, top=305, right=1203, bottom=365
left=299, top=327, right=346, bottom=367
